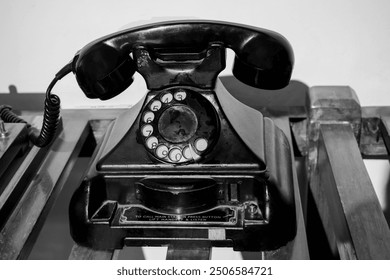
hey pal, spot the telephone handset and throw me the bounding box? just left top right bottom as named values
left=35, top=20, right=296, bottom=251
left=73, top=20, right=293, bottom=100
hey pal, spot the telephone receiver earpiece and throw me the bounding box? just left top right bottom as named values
left=72, top=20, right=294, bottom=100
left=72, top=43, right=137, bottom=100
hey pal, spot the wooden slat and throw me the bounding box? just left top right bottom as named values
left=0, top=123, right=26, bottom=178
left=307, top=86, right=361, bottom=177
left=262, top=117, right=310, bottom=260
left=166, top=243, right=211, bottom=260
left=311, top=123, right=390, bottom=259
left=0, top=147, right=50, bottom=227
left=0, top=118, right=90, bottom=259
left=380, top=115, right=390, bottom=154
left=69, top=244, right=119, bottom=260
left=360, top=107, right=390, bottom=158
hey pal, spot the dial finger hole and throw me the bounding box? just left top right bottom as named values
left=143, top=111, right=155, bottom=123
left=141, top=124, right=154, bottom=137
left=169, top=148, right=182, bottom=162
left=194, top=138, right=208, bottom=152
left=145, top=136, right=158, bottom=149
left=174, top=90, right=187, bottom=101
left=182, top=146, right=192, bottom=159
left=150, top=100, right=162, bottom=111
left=161, top=92, right=173, bottom=104
left=156, top=145, right=169, bottom=158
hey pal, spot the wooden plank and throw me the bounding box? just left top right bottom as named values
left=166, top=243, right=211, bottom=260
left=0, top=117, right=90, bottom=259
left=262, top=117, right=310, bottom=260
left=0, top=142, right=50, bottom=227
left=69, top=244, right=119, bottom=260
left=307, top=86, right=361, bottom=176
left=380, top=115, right=390, bottom=154
left=0, top=123, right=27, bottom=179
left=311, top=123, right=390, bottom=259
left=360, top=107, right=389, bottom=158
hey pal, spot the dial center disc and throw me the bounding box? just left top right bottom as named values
left=158, top=105, right=198, bottom=143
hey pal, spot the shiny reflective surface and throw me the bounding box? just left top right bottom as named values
left=0, top=116, right=91, bottom=259
left=73, top=20, right=294, bottom=100
left=158, top=105, right=198, bottom=143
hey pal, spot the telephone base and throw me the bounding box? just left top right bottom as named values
left=68, top=79, right=296, bottom=252
left=69, top=116, right=296, bottom=252
left=69, top=179, right=294, bottom=252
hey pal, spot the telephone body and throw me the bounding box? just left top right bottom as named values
left=67, top=20, right=296, bottom=251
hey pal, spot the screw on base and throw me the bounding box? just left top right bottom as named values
left=0, top=120, right=9, bottom=138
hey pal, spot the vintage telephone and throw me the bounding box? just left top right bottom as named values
left=5, top=20, right=297, bottom=251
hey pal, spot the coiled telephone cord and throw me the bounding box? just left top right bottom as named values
left=0, top=105, right=27, bottom=124
left=0, top=62, right=72, bottom=147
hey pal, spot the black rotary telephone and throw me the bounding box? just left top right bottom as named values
left=27, top=20, right=297, bottom=251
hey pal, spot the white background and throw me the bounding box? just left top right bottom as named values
left=1, top=0, right=390, bottom=108
left=1, top=0, right=390, bottom=259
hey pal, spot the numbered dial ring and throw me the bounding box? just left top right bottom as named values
left=140, top=88, right=219, bottom=164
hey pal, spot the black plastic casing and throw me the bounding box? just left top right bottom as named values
left=68, top=22, right=296, bottom=251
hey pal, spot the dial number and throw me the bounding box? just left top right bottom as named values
left=146, top=136, right=158, bottom=149
left=169, top=148, right=182, bottom=162
left=156, top=145, right=169, bottom=158
left=150, top=100, right=162, bottom=111
left=161, top=93, right=173, bottom=104
left=143, top=111, right=155, bottom=123
left=141, top=124, right=154, bottom=137
left=174, top=90, right=187, bottom=101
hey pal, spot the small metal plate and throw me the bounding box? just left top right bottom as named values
left=118, top=205, right=238, bottom=226
left=0, top=123, right=27, bottom=186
